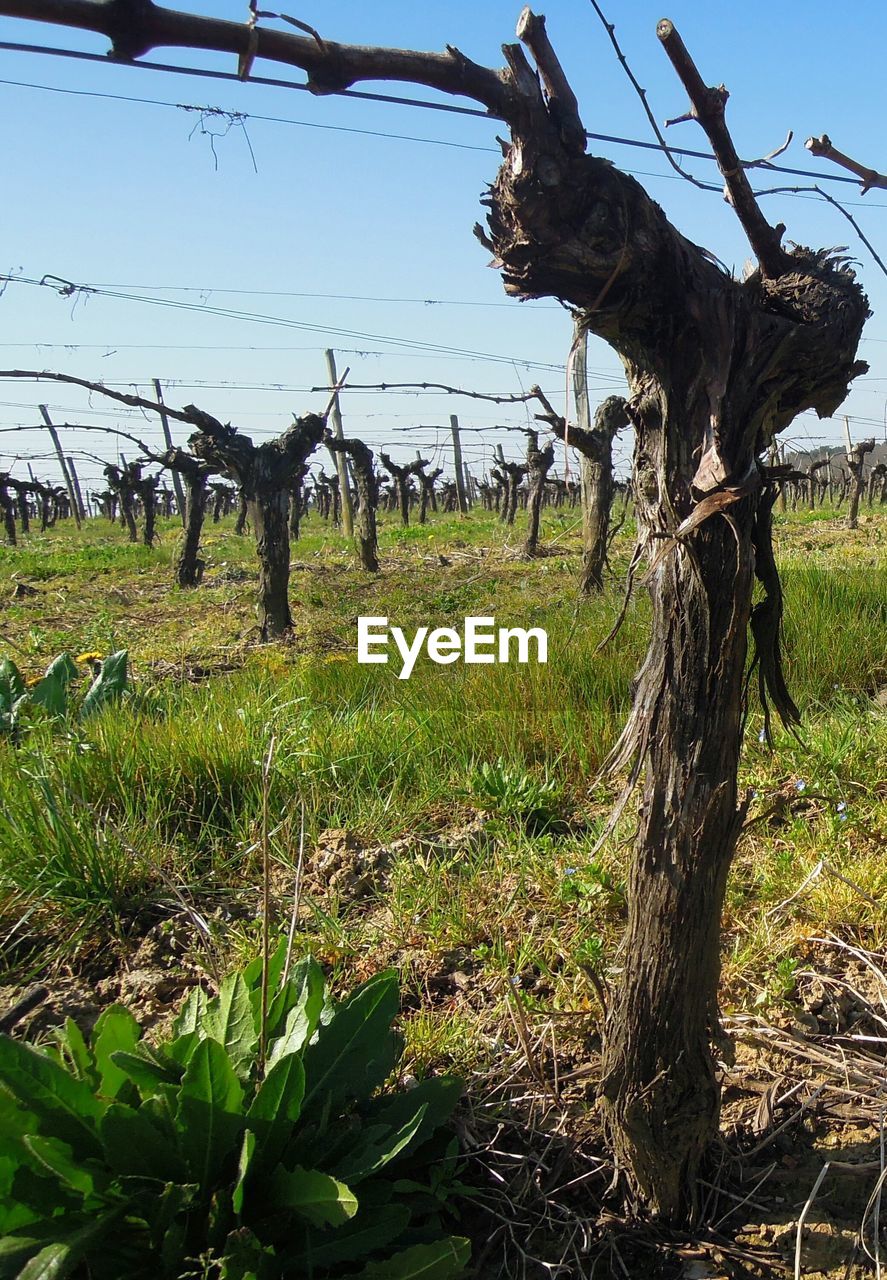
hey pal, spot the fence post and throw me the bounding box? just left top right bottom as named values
left=324, top=349, right=354, bottom=537
left=154, top=378, right=187, bottom=526
left=39, top=404, right=81, bottom=529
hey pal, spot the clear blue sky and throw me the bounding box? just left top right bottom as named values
left=2, top=0, right=887, bottom=492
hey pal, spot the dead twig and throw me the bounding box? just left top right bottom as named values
left=0, top=985, right=49, bottom=1034
left=282, top=801, right=306, bottom=985
left=258, top=734, right=277, bottom=1070
left=795, top=1162, right=831, bottom=1280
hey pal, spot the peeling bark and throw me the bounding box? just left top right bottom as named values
left=177, top=469, right=208, bottom=587
left=523, top=430, right=554, bottom=556
left=0, top=0, right=871, bottom=1223
left=327, top=436, right=380, bottom=571
left=415, top=460, right=443, bottom=524
left=846, top=438, right=875, bottom=529
left=136, top=472, right=158, bottom=547
left=539, top=374, right=630, bottom=590
left=189, top=408, right=326, bottom=639
left=380, top=454, right=412, bottom=526
left=808, top=456, right=830, bottom=510
left=596, top=256, right=867, bottom=1214
left=494, top=454, right=526, bottom=526
left=0, top=475, right=17, bottom=546
left=234, top=488, right=249, bottom=535
left=288, top=466, right=308, bottom=541
left=158, top=448, right=214, bottom=588
left=8, top=478, right=32, bottom=535
left=104, top=463, right=139, bottom=543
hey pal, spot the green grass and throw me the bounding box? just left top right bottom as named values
left=0, top=503, right=885, bottom=1078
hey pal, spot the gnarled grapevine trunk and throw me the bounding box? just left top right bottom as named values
left=523, top=431, right=554, bottom=556
left=494, top=44, right=866, bottom=1217
left=846, top=437, right=875, bottom=529
left=177, top=471, right=207, bottom=587
left=0, top=475, right=16, bottom=546
left=104, top=463, right=139, bottom=543
left=537, top=366, right=630, bottom=591
left=599, top=528, right=751, bottom=1212
left=808, top=456, right=829, bottom=510
left=235, top=488, right=249, bottom=535
left=0, top=0, right=870, bottom=1223
left=578, top=453, right=612, bottom=592
left=168, top=458, right=212, bottom=588
left=138, top=474, right=158, bottom=547
left=328, top=436, right=380, bottom=572
left=597, top=376, right=759, bottom=1215
left=381, top=454, right=412, bottom=526
left=8, top=479, right=31, bottom=535
left=592, top=254, right=866, bottom=1213
left=575, top=337, right=630, bottom=593
left=247, top=486, right=292, bottom=637
left=189, top=408, right=326, bottom=640
left=495, top=458, right=525, bottom=526
left=288, top=466, right=307, bottom=541
left=415, top=460, right=442, bottom=525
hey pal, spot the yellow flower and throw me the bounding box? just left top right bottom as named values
left=76, top=651, right=104, bottom=663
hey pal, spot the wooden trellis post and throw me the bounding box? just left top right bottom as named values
left=39, top=404, right=81, bottom=529
left=450, top=415, right=469, bottom=514
left=324, top=350, right=354, bottom=537
left=154, top=379, right=187, bottom=527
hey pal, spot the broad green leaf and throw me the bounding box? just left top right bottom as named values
left=80, top=651, right=128, bottom=720
left=0, top=1154, right=14, bottom=1200
left=99, top=1102, right=188, bottom=1183
left=266, top=956, right=325, bottom=1067
left=176, top=1039, right=244, bottom=1186
left=243, top=1053, right=304, bottom=1182
left=4, top=1168, right=65, bottom=1225
left=256, top=943, right=322, bottom=1043
left=231, top=1131, right=255, bottom=1218
left=44, top=653, right=79, bottom=685
left=0, top=1198, right=47, bottom=1240
left=243, top=937, right=287, bottom=1003
left=22, top=1137, right=94, bottom=1199
left=52, top=1021, right=93, bottom=1084
left=110, top=1045, right=182, bottom=1093
left=0, top=659, right=25, bottom=714
left=295, top=1203, right=410, bottom=1268
left=166, top=1031, right=201, bottom=1069
left=0, top=1091, right=37, bottom=1157
left=218, top=1226, right=273, bottom=1280
left=331, top=1106, right=427, bottom=1185
left=28, top=654, right=78, bottom=718
left=149, top=1181, right=198, bottom=1266
left=138, top=1094, right=179, bottom=1145
left=241, top=957, right=263, bottom=993
left=0, top=1036, right=102, bottom=1159
left=14, top=1210, right=124, bottom=1280
left=17, top=1242, right=72, bottom=1279
left=267, top=1164, right=357, bottom=1229
left=90, top=1007, right=141, bottom=1101
left=207, top=1186, right=235, bottom=1254
left=301, top=970, right=400, bottom=1111
left=203, top=974, right=257, bottom=1078
left=171, top=987, right=208, bottom=1040
left=0, top=1233, right=44, bottom=1274
left=363, top=1078, right=462, bottom=1163
left=353, top=1237, right=470, bottom=1279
